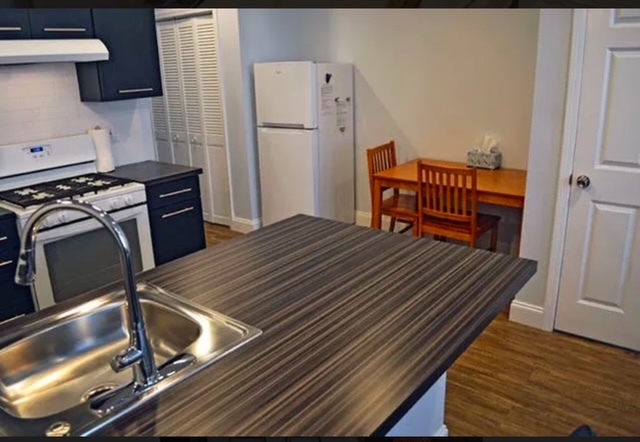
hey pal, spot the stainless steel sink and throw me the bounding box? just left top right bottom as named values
left=0, top=282, right=262, bottom=436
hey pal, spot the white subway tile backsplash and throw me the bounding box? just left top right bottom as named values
left=0, top=63, right=156, bottom=166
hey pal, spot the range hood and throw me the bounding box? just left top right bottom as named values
left=0, top=39, right=109, bottom=65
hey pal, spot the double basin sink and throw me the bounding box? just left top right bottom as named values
left=0, top=282, right=262, bottom=436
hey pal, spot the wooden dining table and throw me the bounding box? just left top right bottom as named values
left=371, top=159, right=527, bottom=230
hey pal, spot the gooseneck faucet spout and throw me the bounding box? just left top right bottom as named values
left=15, top=199, right=159, bottom=389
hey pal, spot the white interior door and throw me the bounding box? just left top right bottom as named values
left=555, top=9, right=640, bottom=351
left=258, top=128, right=318, bottom=227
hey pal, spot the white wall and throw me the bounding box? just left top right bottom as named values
left=0, top=63, right=156, bottom=165
left=510, top=10, right=573, bottom=328
left=326, top=10, right=539, bottom=207
left=219, top=9, right=539, bottom=241
left=216, top=9, right=332, bottom=223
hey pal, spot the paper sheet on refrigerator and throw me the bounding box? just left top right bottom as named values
left=321, top=84, right=333, bottom=115
left=337, top=100, right=348, bottom=128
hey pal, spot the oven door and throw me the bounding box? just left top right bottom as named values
left=30, top=204, right=155, bottom=311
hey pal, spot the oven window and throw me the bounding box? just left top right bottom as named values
left=44, top=219, right=143, bottom=303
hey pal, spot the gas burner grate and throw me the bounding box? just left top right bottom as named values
left=0, top=174, right=133, bottom=209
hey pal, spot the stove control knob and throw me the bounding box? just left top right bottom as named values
left=109, top=200, right=118, bottom=210
left=124, top=195, right=134, bottom=206
left=58, top=213, right=68, bottom=224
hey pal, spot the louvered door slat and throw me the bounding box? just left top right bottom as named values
left=176, top=19, right=202, bottom=136
left=194, top=16, right=224, bottom=144
left=156, top=21, right=185, bottom=134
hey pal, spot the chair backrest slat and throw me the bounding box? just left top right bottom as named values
left=367, top=141, right=398, bottom=202
left=417, top=162, right=478, bottom=229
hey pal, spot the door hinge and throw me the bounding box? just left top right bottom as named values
left=569, top=173, right=573, bottom=185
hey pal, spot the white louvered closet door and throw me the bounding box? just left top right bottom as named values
left=151, top=22, right=173, bottom=164
left=152, top=12, right=231, bottom=226
left=154, top=20, right=189, bottom=166
left=193, top=15, right=231, bottom=224
left=175, top=17, right=215, bottom=224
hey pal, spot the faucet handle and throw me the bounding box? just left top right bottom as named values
left=111, top=346, right=144, bottom=373
left=15, top=248, right=36, bottom=286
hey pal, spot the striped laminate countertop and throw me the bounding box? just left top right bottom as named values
left=62, top=215, right=539, bottom=435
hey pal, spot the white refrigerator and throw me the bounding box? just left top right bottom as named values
left=254, top=61, right=355, bottom=227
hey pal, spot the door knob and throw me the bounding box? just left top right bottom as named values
left=576, top=175, right=590, bottom=189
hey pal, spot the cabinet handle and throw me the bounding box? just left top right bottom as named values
left=159, top=188, right=192, bottom=198
left=0, top=260, right=13, bottom=268
left=0, top=236, right=7, bottom=242
left=0, top=314, right=25, bottom=326
left=0, top=27, right=22, bottom=31
left=118, top=88, right=154, bottom=94
left=161, top=206, right=194, bottom=219
left=43, top=27, right=87, bottom=32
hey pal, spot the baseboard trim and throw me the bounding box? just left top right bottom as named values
left=212, top=215, right=231, bottom=226
left=434, top=424, right=449, bottom=437
left=509, top=300, right=545, bottom=329
left=230, top=217, right=261, bottom=233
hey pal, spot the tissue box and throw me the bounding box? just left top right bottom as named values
left=467, top=150, right=502, bottom=170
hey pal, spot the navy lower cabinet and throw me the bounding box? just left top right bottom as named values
left=0, top=9, right=30, bottom=40
left=0, top=217, right=35, bottom=324
left=146, top=175, right=206, bottom=266
left=76, top=9, right=162, bottom=102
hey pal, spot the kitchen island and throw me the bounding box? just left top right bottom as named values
left=4, top=215, right=536, bottom=436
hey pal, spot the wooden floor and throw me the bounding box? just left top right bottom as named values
left=203, top=224, right=640, bottom=436
left=204, top=221, right=243, bottom=247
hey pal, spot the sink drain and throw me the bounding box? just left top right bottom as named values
left=45, top=421, right=71, bottom=437
left=82, top=382, right=119, bottom=402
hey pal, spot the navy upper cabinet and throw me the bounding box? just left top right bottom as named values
left=76, top=9, right=163, bottom=102
left=28, top=9, right=94, bottom=39
left=0, top=9, right=31, bottom=40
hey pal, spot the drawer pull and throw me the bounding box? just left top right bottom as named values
left=159, top=188, right=192, bottom=199
left=0, top=236, right=7, bottom=242
left=118, top=88, right=154, bottom=94
left=0, top=260, right=13, bottom=268
left=43, top=27, right=87, bottom=32
left=161, top=206, right=194, bottom=219
left=0, top=27, right=22, bottom=31
left=0, top=314, right=25, bottom=326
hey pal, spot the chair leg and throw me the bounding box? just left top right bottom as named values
left=412, top=222, right=419, bottom=237
left=490, top=225, right=499, bottom=252
left=389, top=217, right=397, bottom=233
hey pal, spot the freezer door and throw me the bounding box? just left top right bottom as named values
left=254, top=62, right=317, bottom=129
left=258, top=128, right=318, bottom=226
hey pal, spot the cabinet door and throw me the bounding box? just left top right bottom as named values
left=149, top=197, right=205, bottom=266
left=28, top=9, right=94, bottom=39
left=91, top=9, right=162, bottom=101
left=0, top=9, right=30, bottom=40
left=0, top=257, right=35, bottom=323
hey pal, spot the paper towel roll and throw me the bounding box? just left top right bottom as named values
left=88, top=126, right=115, bottom=172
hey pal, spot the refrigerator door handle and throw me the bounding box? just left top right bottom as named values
left=260, top=122, right=307, bottom=129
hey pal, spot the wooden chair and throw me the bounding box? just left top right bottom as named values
left=366, top=141, right=419, bottom=235
left=417, top=161, right=500, bottom=251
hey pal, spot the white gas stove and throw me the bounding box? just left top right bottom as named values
left=0, top=134, right=155, bottom=311
left=0, top=134, right=146, bottom=230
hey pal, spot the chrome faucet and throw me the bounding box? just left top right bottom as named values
left=15, top=199, right=160, bottom=389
